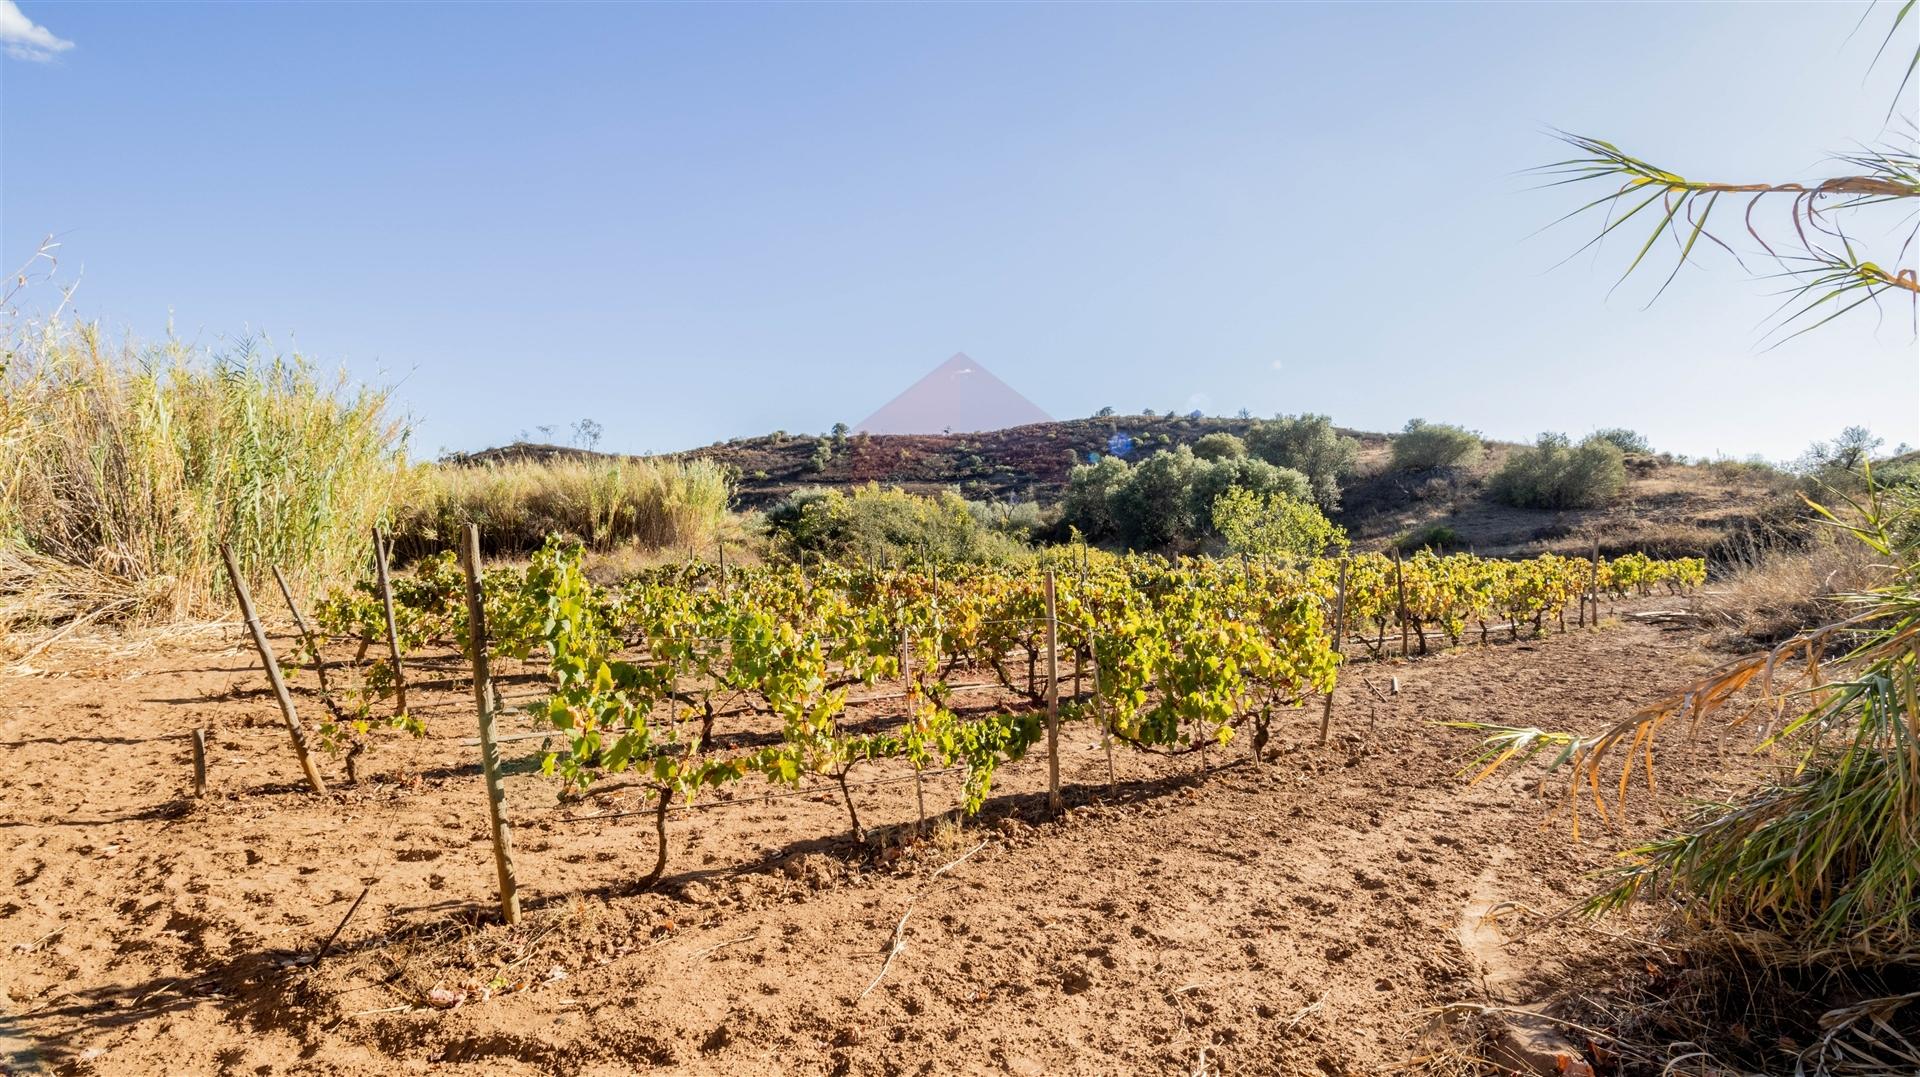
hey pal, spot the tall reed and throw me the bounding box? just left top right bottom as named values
left=0, top=321, right=409, bottom=627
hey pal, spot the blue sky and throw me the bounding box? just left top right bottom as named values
left=2, top=1, right=1914, bottom=461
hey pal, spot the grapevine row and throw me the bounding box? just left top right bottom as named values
left=300, top=541, right=1702, bottom=886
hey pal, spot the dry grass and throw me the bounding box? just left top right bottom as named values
left=1694, top=531, right=1885, bottom=647
left=393, top=456, right=734, bottom=560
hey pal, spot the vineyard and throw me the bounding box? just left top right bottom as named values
left=0, top=536, right=1738, bottom=1076
left=283, top=536, right=1706, bottom=918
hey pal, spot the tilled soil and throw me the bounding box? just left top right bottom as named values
left=0, top=612, right=1762, bottom=1075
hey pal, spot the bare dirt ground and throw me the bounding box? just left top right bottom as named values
left=0, top=610, right=1762, bottom=1076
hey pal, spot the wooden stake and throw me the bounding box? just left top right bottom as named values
left=371, top=528, right=409, bottom=716
left=1043, top=568, right=1062, bottom=815
left=901, top=621, right=924, bottom=833
left=460, top=524, right=521, bottom=926
left=191, top=728, right=208, bottom=798
left=1318, top=557, right=1349, bottom=747
left=270, top=565, right=332, bottom=696
left=220, top=543, right=327, bottom=794
left=1393, top=548, right=1409, bottom=659
left=1587, top=538, right=1603, bottom=628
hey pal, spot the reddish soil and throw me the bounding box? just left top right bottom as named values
left=0, top=611, right=1763, bottom=1076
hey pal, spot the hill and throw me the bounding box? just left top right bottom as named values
left=454, top=415, right=1803, bottom=560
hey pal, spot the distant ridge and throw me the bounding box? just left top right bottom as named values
left=855, top=353, right=1051, bottom=435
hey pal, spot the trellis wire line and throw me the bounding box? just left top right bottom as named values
left=554, top=735, right=1121, bottom=824
left=560, top=765, right=975, bottom=822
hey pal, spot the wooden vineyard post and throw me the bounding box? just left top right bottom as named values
left=901, top=621, right=925, bottom=833
left=191, top=728, right=208, bottom=798
left=1393, top=547, right=1410, bottom=659
left=270, top=564, right=332, bottom=696
left=1587, top=538, right=1602, bottom=628
left=459, top=523, right=521, bottom=926
left=220, top=543, right=327, bottom=794
left=717, top=537, right=728, bottom=597
left=1318, top=557, right=1350, bottom=747
left=1044, top=568, right=1062, bottom=815
left=371, top=528, right=410, bottom=716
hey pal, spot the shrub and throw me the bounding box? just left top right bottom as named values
left=1211, top=487, right=1348, bottom=559
left=968, top=499, right=1053, bottom=542
left=1243, top=413, right=1358, bottom=508
left=1191, top=432, right=1247, bottom=461
left=1063, top=448, right=1312, bottom=551
left=1489, top=433, right=1626, bottom=509
left=762, top=484, right=1026, bottom=565
left=1395, top=522, right=1462, bottom=553
left=0, top=321, right=408, bottom=627
left=1391, top=419, right=1483, bottom=471
left=1588, top=427, right=1652, bottom=454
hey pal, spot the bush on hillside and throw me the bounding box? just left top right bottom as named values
left=1395, top=522, right=1463, bottom=553
left=1489, top=433, right=1626, bottom=509
left=1060, top=446, right=1312, bottom=551
left=762, top=484, right=1027, bottom=565
left=1191, top=432, right=1247, bottom=461
left=1185, top=456, right=1311, bottom=525
left=1391, top=419, right=1483, bottom=471
left=1588, top=427, right=1652, bottom=454
left=967, top=498, right=1053, bottom=542
left=1243, top=413, right=1359, bottom=509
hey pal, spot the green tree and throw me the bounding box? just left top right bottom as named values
left=1061, top=455, right=1131, bottom=541
left=1109, top=446, right=1203, bottom=549
left=1210, top=487, right=1348, bottom=559
left=1244, top=413, right=1358, bottom=508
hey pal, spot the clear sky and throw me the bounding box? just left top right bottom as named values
left=2, top=1, right=1915, bottom=462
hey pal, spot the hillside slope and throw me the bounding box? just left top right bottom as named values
left=455, top=416, right=1802, bottom=559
